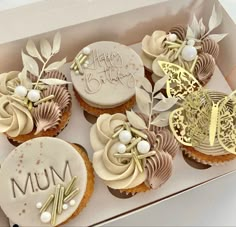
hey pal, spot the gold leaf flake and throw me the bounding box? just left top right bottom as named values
left=153, top=75, right=168, bottom=93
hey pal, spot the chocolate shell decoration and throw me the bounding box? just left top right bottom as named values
left=201, top=38, right=219, bottom=59
left=32, top=102, right=62, bottom=135
left=44, top=71, right=67, bottom=81
left=169, top=25, right=187, bottom=41
left=194, top=53, right=215, bottom=86
left=42, top=86, right=71, bottom=113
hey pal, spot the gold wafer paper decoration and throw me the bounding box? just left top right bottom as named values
left=169, top=89, right=236, bottom=154
left=158, top=61, right=202, bottom=100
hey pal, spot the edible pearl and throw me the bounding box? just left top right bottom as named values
left=137, top=140, right=150, bottom=154
left=181, top=45, right=197, bottom=62
left=168, top=33, right=177, bottom=42
left=36, top=202, right=42, bottom=209
left=187, top=39, right=195, bottom=46
left=40, top=211, right=51, bottom=223
left=14, top=85, right=27, bottom=97
left=85, top=60, right=89, bottom=65
left=117, top=143, right=126, bottom=154
left=69, top=200, right=76, bottom=206
left=119, top=130, right=132, bottom=145
left=27, top=89, right=40, bottom=102
left=63, top=204, right=68, bottom=210
left=82, top=47, right=91, bottom=55
left=83, top=63, right=88, bottom=68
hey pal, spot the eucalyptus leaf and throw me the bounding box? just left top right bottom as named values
left=52, top=32, right=61, bottom=54
left=135, top=87, right=151, bottom=103
left=126, top=110, right=147, bottom=130
left=191, top=15, right=200, bottom=38
left=39, top=78, right=71, bottom=85
left=21, top=51, right=39, bottom=76
left=154, top=92, right=166, bottom=100
left=151, top=111, right=171, bottom=127
left=136, top=76, right=152, bottom=92
left=153, top=74, right=168, bottom=93
left=26, top=39, right=44, bottom=63
left=199, top=18, right=206, bottom=37
left=208, top=4, right=222, bottom=33
left=40, top=39, right=52, bottom=59
left=153, top=97, right=178, bottom=112
left=18, top=68, right=32, bottom=89
left=45, top=58, right=67, bottom=72
left=208, top=33, right=228, bottom=43
left=186, top=26, right=194, bottom=38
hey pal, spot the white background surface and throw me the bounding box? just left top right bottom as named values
left=0, top=0, right=235, bottom=226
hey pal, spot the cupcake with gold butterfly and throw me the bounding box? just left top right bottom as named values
left=0, top=33, right=72, bottom=144
left=90, top=75, right=181, bottom=197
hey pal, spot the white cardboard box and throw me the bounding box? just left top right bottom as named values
left=1, top=0, right=236, bottom=226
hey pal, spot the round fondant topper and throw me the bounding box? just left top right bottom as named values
left=0, top=137, right=87, bottom=226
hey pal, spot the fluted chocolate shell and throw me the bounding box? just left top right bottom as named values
left=169, top=25, right=187, bottom=41
left=32, top=102, right=62, bottom=135
left=201, top=38, right=219, bottom=59
left=43, top=71, right=67, bottom=81
left=41, top=86, right=71, bottom=113
left=194, top=53, right=215, bottom=86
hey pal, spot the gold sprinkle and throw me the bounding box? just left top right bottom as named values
left=64, top=176, right=78, bottom=197
left=130, top=127, right=147, bottom=139
left=51, top=184, right=61, bottom=226
left=34, top=95, right=54, bottom=106
left=138, top=151, right=156, bottom=159
left=126, top=137, right=142, bottom=152
left=174, top=40, right=186, bottom=60
left=112, top=126, right=124, bottom=139
left=131, top=148, right=143, bottom=173
left=24, top=98, right=29, bottom=106
left=28, top=102, right=33, bottom=111
left=124, top=123, right=131, bottom=132
left=79, top=55, right=87, bottom=64
left=114, top=153, right=132, bottom=158
left=40, top=194, right=54, bottom=214
left=190, top=55, right=199, bottom=73
left=57, top=186, right=64, bottom=215
left=64, top=188, right=80, bottom=203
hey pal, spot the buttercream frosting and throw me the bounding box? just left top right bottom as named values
left=0, top=71, right=19, bottom=96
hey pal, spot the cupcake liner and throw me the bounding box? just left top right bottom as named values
left=74, top=89, right=136, bottom=117
left=183, top=146, right=236, bottom=166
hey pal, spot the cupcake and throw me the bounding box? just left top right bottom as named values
left=0, top=137, right=94, bottom=226
left=70, top=41, right=144, bottom=117
left=0, top=33, right=72, bottom=144
left=90, top=76, right=181, bottom=196
left=141, top=6, right=227, bottom=85
left=169, top=89, right=236, bottom=165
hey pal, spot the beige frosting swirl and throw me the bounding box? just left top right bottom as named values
left=169, top=25, right=187, bottom=41
left=201, top=38, right=219, bottom=59
left=194, top=53, right=215, bottom=86
left=145, top=151, right=173, bottom=189
left=0, top=96, right=34, bottom=137
left=0, top=71, right=19, bottom=96
left=142, top=30, right=167, bottom=57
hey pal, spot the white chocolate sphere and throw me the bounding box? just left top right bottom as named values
left=63, top=204, right=68, bottom=210
left=40, top=212, right=51, bottom=223
left=137, top=140, right=150, bottom=154
left=117, top=143, right=126, bottom=153
left=168, top=33, right=177, bottom=42
left=181, top=45, right=197, bottom=62
left=14, top=85, right=27, bottom=97
left=27, top=89, right=40, bottom=102
left=36, top=202, right=42, bottom=209
left=69, top=200, right=76, bottom=206
left=187, top=39, right=195, bottom=46
left=82, top=47, right=91, bottom=55
left=119, top=130, right=132, bottom=145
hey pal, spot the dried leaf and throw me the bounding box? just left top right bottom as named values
left=136, top=76, right=152, bottom=92
left=18, top=68, right=32, bottom=89
left=191, top=15, right=200, bottom=38
left=154, top=92, right=166, bottom=100
left=208, top=33, right=228, bottom=43
left=135, top=87, right=150, bottom=115
left=208, top=4, right=222, bottom=33
left=126, top=110, right=147, bottom=130
left=199, top=18, right=206, bottom=37
left=45, top=58, right=67, bottom=72
left=39, top=78, right=71, bottom=85
left=151, top=111, right=171, bottom=127
left=186, top=26, right=194, bottom=38
left=26, top=39, right=44, bottom=63
left=153, top=97, right=178, bottom=112
left=153, top=74, right=168, bottom=93
left=40, top=39, right=52, bottom=59
left=52, top=32, right=61, bottom=54
left=21, top=51, right=39, bottom=76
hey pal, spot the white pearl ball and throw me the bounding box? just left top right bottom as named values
left=181, top=45, right=197, bottom=62
left=27, top=89, right=40, bottom=102
left=137, top=140, right=150, bottom=154
left=117, top=143, right=126, bottom=154
left=82, top=47, right=91, bottom=55
left=85, top=60, right=89, bottom=64
left=168, top=33, right=177, bottom=42
left=36, top=202, right=42, bottom=209
left=69, top=200, right=76, bottom=206
left=187, top=39, right=195, bottom=46
left=119, top=130, right=132, bottom=145
left=83, top=63, right=88, bottom=68
left=40, top=211, right=51, bottom=223
left=14, top=85, right=27, bottom=97
left=63, top=204, right=68, bottom=210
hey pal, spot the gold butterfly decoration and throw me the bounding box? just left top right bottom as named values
left=158, top=61, right=202, bottom=100
left=169, top=89, right=236, bottom=154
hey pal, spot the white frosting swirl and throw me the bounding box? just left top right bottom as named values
left=0, top=71, right=19, bottom=96
left=0, top=96, right=34, bottom=137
